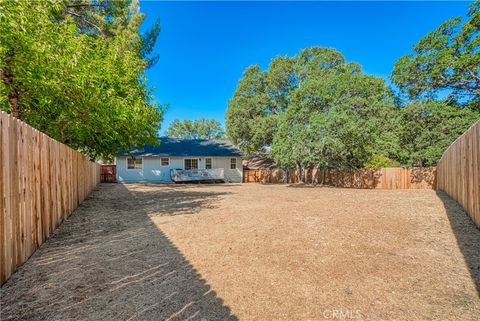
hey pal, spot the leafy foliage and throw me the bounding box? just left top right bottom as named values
left=226, top=47, right=360, bottom=154
left=228, top=47, right=400, bottom=170
left=225, top=65, right=276, bottom=154
left=364, top=155, right=400, bottom=169
left=390, top=1, right=480, bottom=167
left=395, top=100, right=479, bottom=166
left=227, top=3, right=480, bottom=173
left=166, top=118, right=225, bottom=140
left=271, top=73, right=399, bottom=170
left=391, top=0, right=480, bottom=107
left=0, top=0, right=163, bottom=159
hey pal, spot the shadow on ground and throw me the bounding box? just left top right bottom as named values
left=436, top=191, right=480, bottom=295
left=0, top=183, right=237, bottom=321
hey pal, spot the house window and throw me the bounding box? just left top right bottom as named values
left=184, top=159, right=198, bottom=170
left=161, top=158, right=169, bottom=166
left=230, top=158, right=237, bottom=169
left=205, top=158, right=212, bottom=169
left=127, top=157, right=142, bottom=169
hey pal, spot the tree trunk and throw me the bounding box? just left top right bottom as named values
left=295, top=162, right=300, bottom=183
left=0, top=51, right=21, bottom=119
left=8, top=87, right=20, bottom=119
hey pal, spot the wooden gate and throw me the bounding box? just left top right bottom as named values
left=100, top=165, right=116, bottom=183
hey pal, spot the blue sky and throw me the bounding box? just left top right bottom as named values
left=139, top=1, right=472, bottom=134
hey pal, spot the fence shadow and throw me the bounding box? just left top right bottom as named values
left=436, top=191, right=480, bottom=294
left=410, top=167, right=437, bottom=187
left=285, top=169, right=383, bottom=189
left=0, top=184, right=237, bottom=321
left=247, top=168, right=438, bottom=189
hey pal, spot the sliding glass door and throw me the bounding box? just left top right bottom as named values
left=184, top=159, right=199, bottom=170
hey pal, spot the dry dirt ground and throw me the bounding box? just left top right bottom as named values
left=1, top=183, right=479, bottom=321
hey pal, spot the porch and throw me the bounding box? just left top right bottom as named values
left=170, top=168, right=225, bottom=183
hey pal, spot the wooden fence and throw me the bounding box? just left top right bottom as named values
left=437, top=120, right=480, bottom=228
left=243, top=167, right=437, bottom=189
left=100, top=165, right=116, bottom=183
left=0, top=111, right=100, bottom=285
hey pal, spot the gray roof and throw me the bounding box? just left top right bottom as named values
left=243, top=154, right=277, bottom=169
left=118, top=137, right=242, bottom=157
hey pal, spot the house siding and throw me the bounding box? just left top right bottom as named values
left=212, top=157, right=243, bottom=183
left=115, top=156, right=243, bottom=183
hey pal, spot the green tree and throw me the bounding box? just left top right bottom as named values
left=391, top=1, right=480, bottom=166
left=391, top=1, right=480, bottom=107
left=226, top=47, right=361, bottom=154
left=166, top=118, right=225, bottom=140
left=0, top=0, right=163, bottom=159
left=396, top=100, right=479, bottom=166
left=363, top=155, right=400, bottom=169
left=225, top=65, right=276, bottom=153
left=227, top=46, right=400, bottom=175
left=271, top=72, right=399, bottom=173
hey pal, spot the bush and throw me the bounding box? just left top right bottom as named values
left=364, top=155, right=401, bottom=168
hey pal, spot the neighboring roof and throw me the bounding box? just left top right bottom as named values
left=242, top=154, right=277, bottom=169
left=118, top=137, right=242, bottom=157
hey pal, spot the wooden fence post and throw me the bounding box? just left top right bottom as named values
left=0, top=111, right=100, bottom=285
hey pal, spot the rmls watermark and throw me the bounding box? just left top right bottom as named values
left=323, top=308, right=362, bottom=320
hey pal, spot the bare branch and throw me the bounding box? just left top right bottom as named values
left=66, top=4, right=106, bottom=9
left=66, top=9, right=106, bottom=39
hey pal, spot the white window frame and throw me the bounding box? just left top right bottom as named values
left=160, top=157, right=170, bottom=167
left=127, top=157, right=143, bottom=170
left=230, top=158, right=237, bottom=169
left=184, top=158, right=199, bottom=170
left=205, top=158, right=212, bottom=169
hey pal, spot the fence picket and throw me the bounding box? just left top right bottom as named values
left=243, top=167, right=437, bottom=189
left=0, top=111, right=100, bottom=285
left=0, top=113, right=5, bottom=283
left=437, top=121, right=480, bottom=228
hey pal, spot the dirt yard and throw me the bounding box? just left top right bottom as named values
left=1, top=183, right=479, bottom=321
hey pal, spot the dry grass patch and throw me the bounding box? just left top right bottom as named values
left=1, top=183, right=479, bottom=321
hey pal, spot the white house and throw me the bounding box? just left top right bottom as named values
left=115, top=138, right=243, bottom=183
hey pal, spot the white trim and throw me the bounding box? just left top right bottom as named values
left=205, top=157, right=212, bottom=169
left=126, top=157, right=143, bottom=170
left=230, top=157, right=237, bottom=169
left=160, top=157, right=170, bottom=167
left=183, top=158, right=199, bottom=170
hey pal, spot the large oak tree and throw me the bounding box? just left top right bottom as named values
left=391, top=0, right=480, bottom=107
left=0, top=0, right=163, bottom=159
left=226, top=47, right=398, bottom=173
left=165, top=118, right=225, bottom=140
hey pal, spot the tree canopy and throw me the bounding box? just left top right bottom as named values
left=271, top=73, right=399, bottom=170
left=227, top=39, right=479, bottom=172
left=227, top=47, right=401, bottom=171
left=389, top=0, right=480, bottom=166
left=226, top=47, right=361, bottom=154
left=395, top=100, right=479, bottom=166
left=165, top=118, right=225, bottom=140
left=391, top=1, right=480, bottom=107
left=0, top=0, right=163, bottom=159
